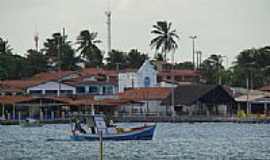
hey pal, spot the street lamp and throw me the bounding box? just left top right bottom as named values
left=196, top=51, right=202, bottom=69
left=189, top=35, right=197, bottom=70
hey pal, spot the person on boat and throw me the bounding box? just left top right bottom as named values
left=75, top=119, right=86, bottom=134
left=108, top=119, right=116, bottom=127
left=87, top=116, right=96, bottom=134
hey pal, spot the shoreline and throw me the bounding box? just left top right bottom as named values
left=1, top=117, right=270, bottom=125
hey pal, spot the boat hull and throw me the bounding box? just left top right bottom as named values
left=70, top=125, right=156, bottom=141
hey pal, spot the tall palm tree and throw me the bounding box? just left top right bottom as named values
left=76, top=30, right=103, bottom=67
left=0, top=37, right=12, bottom=54
left=150, top=21, right=179, bottom=61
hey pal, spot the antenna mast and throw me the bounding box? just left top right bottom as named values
left=34, top=25, right=39, bottom=52
left=34, top=32, right=39, bottom=52
left=105, top=0, right=112, bottom=56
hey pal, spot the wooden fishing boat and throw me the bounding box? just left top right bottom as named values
left=70, top=114, right=156, bottom=141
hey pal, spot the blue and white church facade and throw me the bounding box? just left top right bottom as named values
left=118, top=60, right=157, bottom=92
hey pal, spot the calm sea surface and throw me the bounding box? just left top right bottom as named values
left=0, top=123, right=270, bottom=160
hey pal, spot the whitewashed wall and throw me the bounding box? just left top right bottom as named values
left=118, top=60, right=157, bottom=92
left=118, top=100, right=168, bottom=115
left=26, top=81, right=76, bottom=95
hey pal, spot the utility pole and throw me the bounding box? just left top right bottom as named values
left=105, top=0, right=112, bottom=57
left=171, top=51, right=176, bottom=117
left=196, top=51, right=202, bottom=69
left=199, top=51, right=202, bottom=69
left=189, top=35, right=197, bottom=70
left=57, top=28, right=65, bottom=97
left=246, top=76, right=250, bottom=114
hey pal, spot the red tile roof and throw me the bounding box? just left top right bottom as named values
left=80, top=68, right=117, bottom=77
left=259, top=85, right=270, bottom=92
left=32, top=70, right=76, bottom=81
left=0, top=96, right=34, bottom=104
left=70, top=98, right=136, bottom=106
left=0, top=95, right=138, bottom=107
left=118, top=87, right=171, bottom=101
left=0, top=80, right=42, bottom=90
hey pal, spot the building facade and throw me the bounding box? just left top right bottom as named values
left=118, top=60, right=157, bottom=92
left=26, top=81, right=76, bottom=96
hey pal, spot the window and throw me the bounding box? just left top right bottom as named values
left=60, top=90, right=73, bottom=95
left=29, top=90, right=42, bottom=95
left=105, top=86, right=113, bottom=95
left=144, top=77, right=151, bottom=87
left=89, top=86, right=98, bottom=94
left=45, top=90, right=58, bottom=95
left=76, top=87, right=85, bottom=93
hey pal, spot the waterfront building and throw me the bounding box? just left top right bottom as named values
left=26, top=81, right=76, bottom=96
left=153, top=60, right=201, bottom=84
left=0, top=95, right=135, bottom=121
left=117, top=87, right=171, bottom=116
left=235, top=90, right=270, bottom=115
left=162, top=84, right=236, bottom=116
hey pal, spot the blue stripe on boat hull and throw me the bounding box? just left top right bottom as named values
left=70, top=125, right=156, bottom=141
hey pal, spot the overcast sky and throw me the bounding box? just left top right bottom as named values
left=0, top=0, right=270, bottom=67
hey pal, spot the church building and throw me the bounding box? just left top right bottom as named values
left=118, top=60, right=157, bottom=92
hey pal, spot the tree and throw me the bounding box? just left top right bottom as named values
left=60, top=44, right=81, bottom=70
left=42, top=32, right=80, bottom=70
left=231, top=47, right=270, bottom=88
left=150, top=21, right=179, bottom=61
left=127, top=49, right=148, bottom=69
left=76, top=30, right=103, bottom=68
left=0, top=38, right=12, bottom=54
left=175, top=61, right=194, bottom=70
left=153, top=53, right=164, bottom=61
left=26, top=49, right=49, bottom=75
left=0, top=38, right=31, bottom=79
left=0, top=66, right=8, bottom=80
left=200, top=54, right=224, bottom=84
left=0, top=53, right=30, bottom=79
left=105, top=50, right=128, bottom=70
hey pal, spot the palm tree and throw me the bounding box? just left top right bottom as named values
left=151, top=21, right=179, bottom=117
left=76, top=30, right=103, bottom=67
left=150, top=21, right=179, bottom=61
left=0, top=37, right=12, bottom=54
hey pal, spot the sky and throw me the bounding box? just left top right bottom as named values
left=0, top=0, right=270, bottom=67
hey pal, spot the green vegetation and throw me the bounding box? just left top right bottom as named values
left=0, top=22, right=270, bottom=89
left=150, top=21, right=179, bottom=61
left=105, top=49, right=148, bottom=70
left=0, top=30, right=148, bottom=80
left=199, top=46, right=270, bottom=88
left=76, top=30, right=103, bottom=68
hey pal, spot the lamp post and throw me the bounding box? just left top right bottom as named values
left=196, top=51, right=202, bottom=69
left=189, top=35, right=197, bottom=70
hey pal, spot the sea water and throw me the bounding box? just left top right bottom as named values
left=0, top=123, right=270, bottom=160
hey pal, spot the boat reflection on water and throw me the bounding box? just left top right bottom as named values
left=70, top=114, right=156, bottom=141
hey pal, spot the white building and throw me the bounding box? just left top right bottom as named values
left=117, top=87, right=172, bottom=116
left=118, top=60, right=157, bottom=92
left=26, top=81, right=76, bottom=96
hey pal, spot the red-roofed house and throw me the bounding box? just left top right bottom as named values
left=117, top=87, right=172, bottom=116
